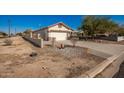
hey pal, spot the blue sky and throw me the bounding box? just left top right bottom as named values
left=0, top=15, right=124, bottom=34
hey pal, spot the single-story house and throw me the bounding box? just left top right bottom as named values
left=33, top=22, right=76, bottom=41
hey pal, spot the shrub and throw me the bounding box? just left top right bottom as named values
left=4, top=39, right=13, bottom=46
left=16, top=32, right=23, bottom=36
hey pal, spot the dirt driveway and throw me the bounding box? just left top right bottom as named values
left=59, top=40, right=124, bottom=55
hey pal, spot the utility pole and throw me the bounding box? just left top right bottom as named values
left=15, top=28, right=16, bottom=36
left=8, top=19, right=11, bottom=37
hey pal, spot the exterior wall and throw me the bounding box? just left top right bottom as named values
left=48, top=24, right=72, bottom=31
left=47, top=24, right=72, bottom=40
left=79, top=51, right=124, bottom=78
left=44, top=30, right=48, bottom=40
left=67, top=32, right=71, bottom=39
left=117, top=36, right=124, bottom=41
left=100, top=36, right=117, bottom=41
left=48, top=32, right=67, bottom=41
left=23, top=36, right=42, bottom=47
left=100, top=36, right=124, bottom=41
left=35, top=29, right=48, bottom=40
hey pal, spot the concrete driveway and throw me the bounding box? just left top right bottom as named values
left=59, top=40, right=124, bottom=55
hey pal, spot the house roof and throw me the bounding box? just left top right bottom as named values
left=34, top=22, right=74, bottom=32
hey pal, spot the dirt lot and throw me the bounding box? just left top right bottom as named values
left=0, top=36, right=105, bottom=78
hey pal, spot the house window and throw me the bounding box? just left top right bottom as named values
left=58, top=24, right=62, bottom=28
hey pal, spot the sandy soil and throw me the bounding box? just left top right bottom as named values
left=0, top=37, right=34, bottom=55
left=0, top=36, right=105, bottom=78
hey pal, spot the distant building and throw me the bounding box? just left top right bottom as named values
left=0, top=32, right=7, bottom=38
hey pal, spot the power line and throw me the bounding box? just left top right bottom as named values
left=15, top=28, right=16, bottom=35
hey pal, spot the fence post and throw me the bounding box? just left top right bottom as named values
left=40, top=38, right=43, bottom=48
left=30, top=32, right=32, bottom=38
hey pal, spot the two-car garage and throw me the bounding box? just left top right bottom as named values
left=48, top=32, right=67, bottom=41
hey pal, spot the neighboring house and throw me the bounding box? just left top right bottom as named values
left=33, top=22, right=75, bottom=41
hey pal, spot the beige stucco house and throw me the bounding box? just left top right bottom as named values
left=33, top=22, right=75, bottom=41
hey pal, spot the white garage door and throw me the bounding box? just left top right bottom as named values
left=49, top=32, right=67, bottom=41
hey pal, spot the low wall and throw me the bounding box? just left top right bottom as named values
left=80, top=51, right=124, bottom=78
left=100, top=36, right=117, bottom=41
left=23, top=36, right=42, bottom=47
left=22, top=37, right=124, bottom=77
left=100, top=36, right=124, bottom=41
left=117, top=36, right=124, bottom=41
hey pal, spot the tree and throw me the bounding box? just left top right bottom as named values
left=16, top=32, right=23, bottom=36
left=78, top=16, right=119, bottom=36
left=78, top=16, right=96, bottom=36
left=0, top=32, right=8, bottom=37
left=95, top=17, right=118, bottom=35
left=0, top=31, right=8, bottom=36
left=117, top=27, right=124, bottom=36
left=23, top=29, right=32, bottom=34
